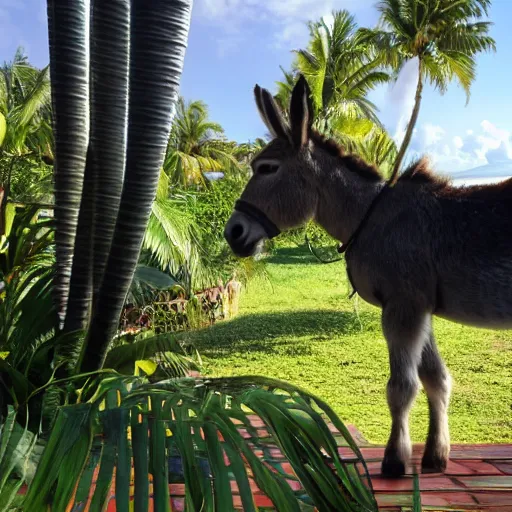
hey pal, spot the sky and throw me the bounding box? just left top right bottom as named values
left=1, top=0, right=511, bottom=178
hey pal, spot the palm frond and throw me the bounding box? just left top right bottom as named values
left=23, top=376, right=378, bottom=511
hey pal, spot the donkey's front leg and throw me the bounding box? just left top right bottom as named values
left=381, top=303, right=429, bottom=477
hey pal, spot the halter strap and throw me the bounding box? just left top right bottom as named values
left=337, top=184, right=390, bottom=254
left=234, top=200, right=281, bottom=239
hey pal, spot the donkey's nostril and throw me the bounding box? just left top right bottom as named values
left=231, top=223, right=245, bottom=241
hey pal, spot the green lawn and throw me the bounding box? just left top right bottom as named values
left=183, top=246, right=512, bottom=445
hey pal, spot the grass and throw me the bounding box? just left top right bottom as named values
left=183, top=245, right=512, bottom=445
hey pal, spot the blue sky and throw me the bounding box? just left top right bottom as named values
left=1, top=0, right=511, bottom=176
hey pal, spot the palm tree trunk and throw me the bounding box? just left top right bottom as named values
left=390, top=60, right=423, bottom=184
left=47, top=0, right=90, bottom=322
left=81, top=0, right=193, bottom=372
left=62, top=146, right=95, bottom=336
left=89, top=0, right=130, bottom=302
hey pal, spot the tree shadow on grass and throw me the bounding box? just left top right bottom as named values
left=184, top=309, right=378, bottom=358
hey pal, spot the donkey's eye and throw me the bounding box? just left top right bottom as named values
left=254, top=161, right=280, bottom=174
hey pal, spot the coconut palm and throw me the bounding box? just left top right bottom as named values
left=361, top=0, right=496, bottom=182
left=293, top=10, right=390, bottom=134
left=165, top=98, right=244, bottom=187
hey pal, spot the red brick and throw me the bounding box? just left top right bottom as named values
left=445, top=460, right=480, bottom=475
left=169, top=484, right=186, bottom=496
left=371, top=476, right=414, bottom=492
left=460, top=460, right=506, bottom=475
left=279, top=462, right=295, bottom=476
left=229, top=478, right=261, bottom=494
left=268, top=448, right=285, bottom=459
left=419, top=475, right=462, bottom=491
left=171, top=497, right=185, bottom=511
left=473, top=492, right=512, bottom=505
left=286, top=478, right=303, bottom=491
left=358, top=446, right=385, bottom=461
left=493, top=461, right=512, bottom=475
left=458, top=475, right=512, bottom=489
left=243, top=494, right=274, bottom=508
left=450, top=444, right=512, bottom=460
left=420, top=491, right=476, bottom=507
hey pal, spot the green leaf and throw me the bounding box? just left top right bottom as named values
left=134, top=359, right=157, bottom=376
left=134, top=265, right=178, bottom=290
left=0, top=112, right=6, bottom=147
left=23, top=405, right=93, bottom=512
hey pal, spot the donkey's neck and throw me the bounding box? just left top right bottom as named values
left=314, top=167, right=384, bottom=244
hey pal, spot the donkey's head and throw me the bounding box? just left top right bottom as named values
left=224, top=76, right=320, bottom=257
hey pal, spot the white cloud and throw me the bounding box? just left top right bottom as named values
left=409, top=120, right=512, bottom=174
left=194, top=0, right=374, bottom=51
left=382, top=58, right=419, bottom=144
left=453, top=136, right=464, bottom=149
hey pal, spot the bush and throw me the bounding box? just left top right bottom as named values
left=182, top=177, right=250, bottom=282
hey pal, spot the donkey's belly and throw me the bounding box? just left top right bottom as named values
left=435, top=309, right=512, bottom=329
left=434, top=279, right=512, bottom=329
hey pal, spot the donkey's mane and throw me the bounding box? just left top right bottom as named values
left=310, top=130, right=383, bottom=182
left=311, top=132, right=512, bottom=201
left=399, top=157, right=512, bottom=200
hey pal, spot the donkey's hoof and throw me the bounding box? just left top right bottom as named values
left=421, top=453, right=448, bottom=473
left=381, top=454, right=406, bottom=477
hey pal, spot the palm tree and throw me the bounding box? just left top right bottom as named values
left=361, top=0, right=496, bottom=182
left=293, top=10, right=390, bottom=135
left=0, top=49, right=53, bottom=234
left=165, top=98, right=244, bottom=187
left=42, top=0, right=195, bottom=370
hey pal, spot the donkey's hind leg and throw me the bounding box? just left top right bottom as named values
left=381, top=303, right=429, bottom=477
left=418, top=333, right=451, bottom=473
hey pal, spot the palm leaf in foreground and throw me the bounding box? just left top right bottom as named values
left=0, top=407, right=39, bottom=512
left=23, top=376, right=378, bottom=511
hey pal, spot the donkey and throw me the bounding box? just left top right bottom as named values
left=224, top=75, right=512, bottom=477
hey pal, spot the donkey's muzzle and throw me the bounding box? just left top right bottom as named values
left=224, top=208, right=273, bottom=258
left=233, top=200, right=281, bottom=239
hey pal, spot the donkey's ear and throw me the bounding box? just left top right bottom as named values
left=289, top=75, right=314, bottom=148
left=254, top=84, right=290, bottom=141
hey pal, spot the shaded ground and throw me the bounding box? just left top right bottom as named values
left=182, top=246, right=512, bottom=444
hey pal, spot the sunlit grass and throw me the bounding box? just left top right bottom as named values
left=183, top=245, right=512, bottom=444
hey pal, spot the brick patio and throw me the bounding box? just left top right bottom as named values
left=65, top=417, right=512, bottom=511
left=353, top=442, right=512, bottom=510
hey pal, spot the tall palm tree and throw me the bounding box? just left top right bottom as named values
left=44, top=0, right=194, bottom=370
left=165, top=98, right=244, bottom=187
left=293, top=10, right=390, bottom=134
left=361, top=0, right=496, bottom=182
